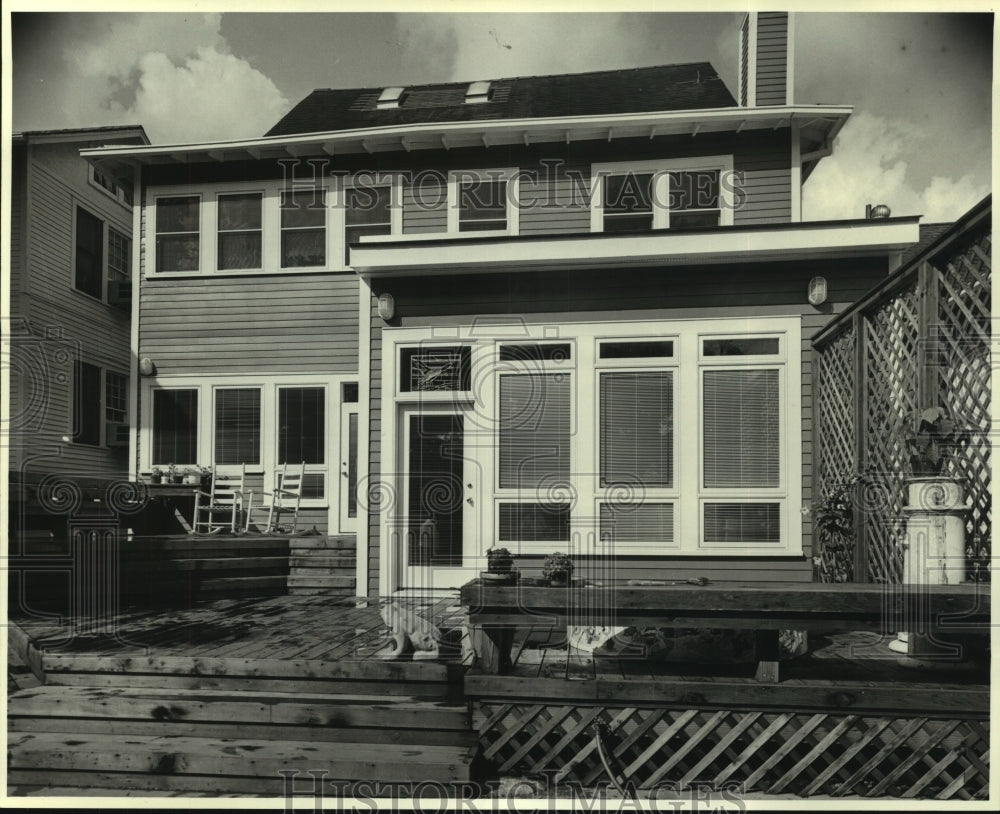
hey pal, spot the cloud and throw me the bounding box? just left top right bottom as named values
left=802, top=111, right=989, bottom=223
left=16, top=13, right=289, bottom=144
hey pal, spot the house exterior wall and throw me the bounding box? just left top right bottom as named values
left=755, top=12, right=790, bottom=106
left=365, top=257, right=891, bottom=595
left=9, top=138, right=134, bottom=485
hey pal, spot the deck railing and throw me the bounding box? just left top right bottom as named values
left=812, top=197, right=991, bottom=584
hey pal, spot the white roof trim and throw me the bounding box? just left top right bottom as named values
left=80, top=105, right=852, bottom=164
left=350, top=218, right=918, bottom=277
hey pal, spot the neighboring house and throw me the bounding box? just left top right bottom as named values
left=83, top=12, right=921, bottom=597
left=7, top=126, right=148, bottom=536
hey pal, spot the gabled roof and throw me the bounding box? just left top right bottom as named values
left=12, top=124, right=149, bottom=146
left=266, top=63, right=737, bottom=137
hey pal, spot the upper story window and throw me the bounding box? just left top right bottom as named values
left=89, top=165, right=132, bottom=206
left=217, top=193, right=263, bottom=270
left=155, top=195, right=200, bottom=273
left=447, top=169, right=519, bottom=235
left=281, top=188, right=327, bottom=268
left=74, top=206, right=132, bottom=307
left=345, top=185, right=392, bottom=264
left=591, top=156, right=734, bottom=233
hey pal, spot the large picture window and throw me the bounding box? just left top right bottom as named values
left=279, top=387, right=326, bottom=499
left=215, top=388, right=262, bottom=466
left=152, top=388, right=198, bottom=465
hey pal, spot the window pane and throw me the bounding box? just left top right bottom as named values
left=157, top=196, right=199, bottom=233
left=599, top=340, right=673, bottom=359
left=604, top=173, right=653, bottom=213
left=704, top=503, right=780, bottom=543
left=217, top=193, right=262, bottom=230
left=498, top=504, right=570, bottom=542
left=279, top=387, right=325, bottom=465
left=152, top=389, right=198, bottom=464
left=282, top=189, right=326, bottom=228
left=346, top=186, right=391, bottom=226
left=400, top=346, right=471, bottom=392
left=108, top=228, right=131, bottom=281
left=703, top=337, right=780, bottom=357
left=499, top=344, right=572, bottom=362
left=278, top=470, right=325, bottom=500
left=75, top=208, right=103, bottom=298
left=105, top=371, right=127, bottom=423
left=347, top=412, right=358, bottom=517
left=459, top=179, right=506, bottom=222
left=156, top=234, right=199, bottom=273
left=218, top=232, right=262, bottom=270
left=215, top=388, right=261, bottom=465
left=282, top=229, right=326, bottom=267
left=603, top=213, right=653, bottom=232
left=600, top=503, right=674, bottom=544
left=499, top=373, right=571, bottom=489
left=600, top=371, right=673, bottom=488
left=669, top=170, right=719, bottom=211
left=703, top=369, right=780, bottom=488
left=73, top=361, right=102, bottom=446
left=670, top=211, right=719, bottom=228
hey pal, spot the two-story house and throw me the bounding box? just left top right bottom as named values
left=83, top=12, right=920, bottom=598
left=8, top=125, right=148, bottom=542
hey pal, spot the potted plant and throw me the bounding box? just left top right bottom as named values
left=184, top=466, right=202, bottom=485
left=482, top=546, right=517, bottom=583
left=199, top=465, right=213, bottom=487
left=167, top=464, right=183, bottom=484
left=542, top=551, right=574, bottom=587
left=150, top=466, right=163, bottom=485
left=903, top=406, right=970, bottom=507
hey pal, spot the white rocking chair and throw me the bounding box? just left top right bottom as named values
left=192, top=465, right=245, bottom=534
left=245, top=462, right=304, bottom=534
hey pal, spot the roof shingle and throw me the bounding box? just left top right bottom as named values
left=265, top=62, right=736, bottom=137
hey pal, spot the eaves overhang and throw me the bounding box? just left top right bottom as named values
left=79, top=105, right=851, bottom=174
left=350, top=217, right=920, bottom=279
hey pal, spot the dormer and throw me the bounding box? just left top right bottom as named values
left=465, top=81, right=493, bottom=104
left=376, top=86, right=406, bottom=109
left=738, top=11, right=793, bottom=107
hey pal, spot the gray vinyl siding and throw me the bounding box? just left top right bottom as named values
left=755, top=12, right=789, bottom=106
left=402, top=175, right=447, bottom=234
left=137, top=274, right=359, bottom=375
left=366, top=257, right=891, bottom=590
left=11, top=140, right=133, bottom=482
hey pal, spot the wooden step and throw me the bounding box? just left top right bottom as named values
left=291, top=537, right=356, bottom=551
left=289, top=587, right=358, bottom=597
left=126, top=537, right=289, bottom=554
left=289, top=556, right=355, bottom=569
left=123, top=556, right=290, bottom=573
left=8, top=685, right=470, bottom=731
left=287, top=575, right=355, bottom=589
left=9, top=732, right=474, bottom=783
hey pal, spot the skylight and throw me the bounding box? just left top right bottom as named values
left=376, top=87, right=406, bottom=109
left=465, top=81, right=492, bottom=104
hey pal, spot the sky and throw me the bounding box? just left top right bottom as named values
left=4, top=5, right=994, bottom=223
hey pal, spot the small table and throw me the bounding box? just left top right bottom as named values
left=460, top=579, right=991, bottom=682
left=140, top=483, right=201, bottom=533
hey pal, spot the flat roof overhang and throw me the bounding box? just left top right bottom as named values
left=350, top=217, right=921, bottom=279
left=79, top=105, right=850, bottom=174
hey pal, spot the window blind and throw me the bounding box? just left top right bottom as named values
left=600, top=503, right=674, bottom=544
left=600, top=371, right=673, bottom=488
left=214, top=388, right=261, bottom=465
left=704, top=503, right=780, bottom=543
left=703, top=368, right=780, bottom=488
left=279, top=387, right=324, bottom=464
left=152, top=389, right=198, bottom=464
left=498, top=503, right=570, bottom=542
left=499, top=373, right=570, bottom=489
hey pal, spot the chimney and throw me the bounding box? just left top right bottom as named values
left=738, top=12, right=793, bottom=107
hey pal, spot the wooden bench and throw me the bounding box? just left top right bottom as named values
left=460, top=579, right=991, bottom=682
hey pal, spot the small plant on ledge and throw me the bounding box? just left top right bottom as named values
left=542, top=551, right=574, bottom=586
left=486, top=546, right=514, bottom=574
left=150, top=466, right=163, bottom=484
left=903, top=406, right=971, bottom=477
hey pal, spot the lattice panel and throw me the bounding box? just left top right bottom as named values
left=936, top=232, right=992, bottom=581
left=478, top=702, right=989, bottom=799
left=862, top=281, right=920, bottom=584
left=815, top=324, right=857, bottom=583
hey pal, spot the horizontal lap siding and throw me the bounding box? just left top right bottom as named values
left=138, top=275, right=359, bottom=375
left=755, top=12, right=788, bottom=106
left=519, top=162, right=592, bottom=235
left=367, top=258, right=889, bottom=589
left=14, top=143, right=133, bottom=480
left=402, top=179, right=447, bottom=234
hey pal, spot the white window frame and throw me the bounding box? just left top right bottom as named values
left=140, top=374, right=345, bottom=510
left=590, top=156, right=735, bottom=233
left=72, top=360, right=130, bottom=448
left=89, top=164, right=132, bottom=206
left=145, top=179, right=343, bottom=277
left=381, top=316, right=800, bottom=566
left=446, top=168, right=520, bottom=236
left=72, top=205, right=131, bottom=304
left=342, top=174, right=404, bottom=266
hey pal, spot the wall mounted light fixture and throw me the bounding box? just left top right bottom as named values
left=377, top=293, right=395, bottom=321
left=138, top=357, right=157, bottom=376
left=807, top=276, right=828, bottom=306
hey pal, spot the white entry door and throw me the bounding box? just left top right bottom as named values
left=399, top=406, right=480, bottom=590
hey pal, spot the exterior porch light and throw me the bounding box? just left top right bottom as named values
left=807, top=276, right=828, bottom=306
left=377, top=293, right=395, bottom=321
left=139, top=357, right=157, bottom=376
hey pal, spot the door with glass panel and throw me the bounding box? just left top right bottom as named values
left=400, top=406, right=478, bottom=589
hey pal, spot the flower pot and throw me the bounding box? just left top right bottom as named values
left=548, top=574, right=570, bottom=587
left=170, top=475, right=184, bottom=484
left=150, top=474, right=162, bottom=484
left=185, top=474, right=200, bottom=484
